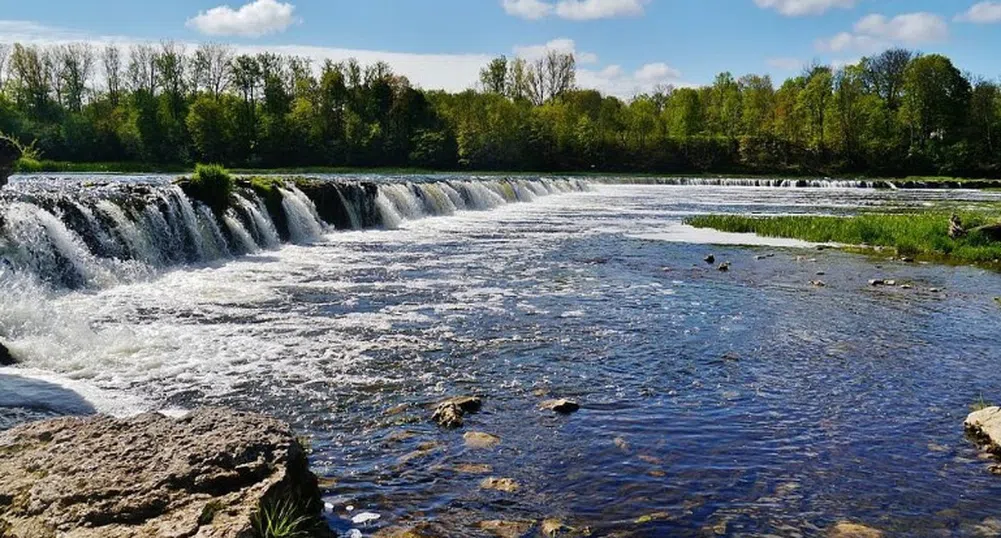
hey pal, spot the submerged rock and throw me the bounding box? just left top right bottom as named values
left=704, top=255, right=716, bottom=264
left=0, top=408, right=329, bottom=538
left=479, top=477, right=520, bottom=493
left=966, top=406, right=1001, bottom=454
left=717, top=262, right=731, bottom=272
left=464, top=431, right=501, bottom=449
left=828, top=521, right=884, bottom=537
left=0, top=342, right=15, bottom=366
left=477, top=519, right=532, bottom=538
left=539, top=399, right=580, bottom=414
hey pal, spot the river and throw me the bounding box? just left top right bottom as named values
left=3, top=176, right=1001, bottom=536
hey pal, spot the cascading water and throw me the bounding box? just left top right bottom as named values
left=279, top=186, right=327, bottom=243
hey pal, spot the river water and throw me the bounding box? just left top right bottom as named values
left=3, top=178, right=1001, bottom=536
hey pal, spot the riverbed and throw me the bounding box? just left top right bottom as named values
left=4, top=180, right=1001, bottom=536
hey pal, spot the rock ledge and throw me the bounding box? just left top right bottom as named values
left=0, top=408, right=329, bottom=538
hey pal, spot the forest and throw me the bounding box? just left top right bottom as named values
left=0, top=41, right=998, bottom=177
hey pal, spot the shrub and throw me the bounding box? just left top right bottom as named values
left=188, top=163, right=234, bottom=214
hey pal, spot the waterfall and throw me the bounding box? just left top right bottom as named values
left=0, top=176, right=589, bottom=293
left=590, top=177, right=886, bottom=189
left=374, top=178, right=589, bottom=229
left=278, top=186, right=326, bottom=244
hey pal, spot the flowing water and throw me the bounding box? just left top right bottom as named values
left=3, top=176, right=1001, bottom=536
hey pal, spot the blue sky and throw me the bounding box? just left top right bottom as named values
left=2, top=0, right=1000, bottom=96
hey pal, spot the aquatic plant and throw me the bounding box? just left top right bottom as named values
left=251, top=496, right=314, bottom=538
left=685, top=212, right=1001, bottom=266
left=188, top=164, right=234, bottom=215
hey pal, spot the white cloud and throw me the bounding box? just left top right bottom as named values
left=555, top=0, right=649, bottom=20
left=502, top=0, right=553, bottom=20
left=754, top=0, right=856, bottom=17
left=955, top=1, right=1001, bottom=23
left=766, top=57, right=803, bottom=70
left=580, top=62, right=685, bottom=97
left=502, top=0, right=649, bottom=20
left=186, top=0, right=298, bottom=38
left=816, top=12, right=948, bottom=52
left=513, top=38, right=599, bottom=64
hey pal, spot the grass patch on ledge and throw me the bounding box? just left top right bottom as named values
left=685, top=212, right=1001, bottom=267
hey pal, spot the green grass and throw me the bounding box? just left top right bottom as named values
left=971, top=393, right=995, bottom=412
left=186, top=164, right=234, bottom=214
left=251, top=497, right=315, bottom=538
left=685, top=212, right=1001, bottom=266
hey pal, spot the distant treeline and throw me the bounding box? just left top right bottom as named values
left=0, top=42, right=998, bottom=177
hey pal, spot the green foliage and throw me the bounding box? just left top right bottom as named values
left=187, top=164, right=234, bottom=214
left=685, top=211, right=1001, bottom=266
left=0, top=43, right=998, bottom=177
left=251, top=496, right=314, bottom=538
left=198, top=500, right=225, bottom=526
left=971, top=393, right=994, bottom=412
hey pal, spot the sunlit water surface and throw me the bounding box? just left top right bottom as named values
left=5, top=182, right=1001, bottom=536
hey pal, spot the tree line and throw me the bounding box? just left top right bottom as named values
left=0, top=41, right=998, bottom=177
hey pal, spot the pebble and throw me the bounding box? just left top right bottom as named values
left=464, top=431, right=501, bottom=449
left=352, top=512, right=381, bottom=525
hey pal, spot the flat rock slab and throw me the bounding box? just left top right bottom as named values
left=0, top=408, right=326, bottom=538
left=828, top=521, right=884, bottom=537
left=464, top=431, right=501, bottom=449
left=966, top=406, right=1001, bottom=454
left=539, top=399, right=580, bottom=414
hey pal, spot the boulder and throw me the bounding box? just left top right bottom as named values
left=0, top=408, right=330, bottom=538
left=0, top=342, right=15, bottom=366
left=477, top=520, right=532, bottom=538
left=717, top=262, right=731, bottom=272
left=539, top=399, right=580, bottom=414
left=704, top=255, right=715, bottom=265
left=966, top=406, right=1001, bottom=454
left=479, top=477, right=520, bottom=493
left=431, top=396, right=482, bottom=428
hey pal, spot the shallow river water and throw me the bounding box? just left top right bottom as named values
left=4, top=180, right=1001, bottom=536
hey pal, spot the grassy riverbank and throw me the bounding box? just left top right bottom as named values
left=13, top=159, right=1001, bottom=185
left=685, top=212, right=1001, bottom=266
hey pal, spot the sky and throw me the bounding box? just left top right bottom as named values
left=1, top=0, right=1000, bottom=97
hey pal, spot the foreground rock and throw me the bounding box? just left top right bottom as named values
left=464, top=431, right=501, bottom=449
left=0, top=408, right=330, bottom=538
left=966, top=406, right=1001, bottom=454
left=0, top=342, right=15, bottom=366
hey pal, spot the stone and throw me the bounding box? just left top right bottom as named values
left=454, top=463, right=493, bottom=474
left=949, top=214, right=967, bottom=239
left=635, top=512, right=672, bottom=524
left=704, top=255, right=715, bottom=264
left=885, top=280, right=897, bottom=286
left=869, top=279, right=886, bottom=286
left=828, top=521, right=884, bottom=538
left=431, top=396, right=482, bottom=428
left=540, top=518, right=573, bottom=537
left=0, top=342, right=15, bottom=366
left=479, top=477, right=520, bottom=493
left=431, top=402, right=464, bottom=429
left=0, top=408, right=330, bottom=538
left=539, top=399, right=581, bottom=414
left=478, top=520, right=533, bottom=538
left=966, top=406, right=1001, bottom=454
left=374, top=524, right=440, bottom=538
left=811, top=280, right=827, bottom=288
left=464, top=431, right=501, bottom=449
left=717, top=262, right=731, bottom=272
left=901, top=257, right=915, bottom=263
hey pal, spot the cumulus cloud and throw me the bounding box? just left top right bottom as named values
left=513, top=38, right=599, bottom=64
left=955, top=1, right=1001, bottom=23
left=186, top=0, right=298, bottom=37
left=578, top=62, right=685, bottom=97
left=754, top=0, right=856, bottom=17
left=502, top=0, right=649, bottom=21
left=816, top=12, right=948, bottom=52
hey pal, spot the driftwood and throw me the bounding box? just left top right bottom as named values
left=951, top=214, right=1001, bottom=242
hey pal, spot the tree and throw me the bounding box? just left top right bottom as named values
left=861, top=49, right=914, bottom=112
left=191, top=43, right=233, bottom=98
left=900, top=54, right=971, bottom=146
left=103, top=45, right=123, bottom=106
left=479, top=56, right=508, bottom=94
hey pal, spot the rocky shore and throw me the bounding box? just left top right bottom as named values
left=0, top=408, right=331, bottom=538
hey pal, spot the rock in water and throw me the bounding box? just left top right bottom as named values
left=828, top=521, right=884, bottom=538
left=464, top=431, right=501, bottom=449
left=431, top=396, right=482, bottom=428
left=0, top=408, right=330, bottom=538
left=539, top=399, right=581, bottom=414
left=704, top=255, right=715, bottom=264
left=966, top=406, right=1001, bottom=454
left=717, top=262, right=731, bottom=272
left=0, top=342, right=15, bottom=366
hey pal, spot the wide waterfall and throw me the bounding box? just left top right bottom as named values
left=0, top=176, right=589, bottom=292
